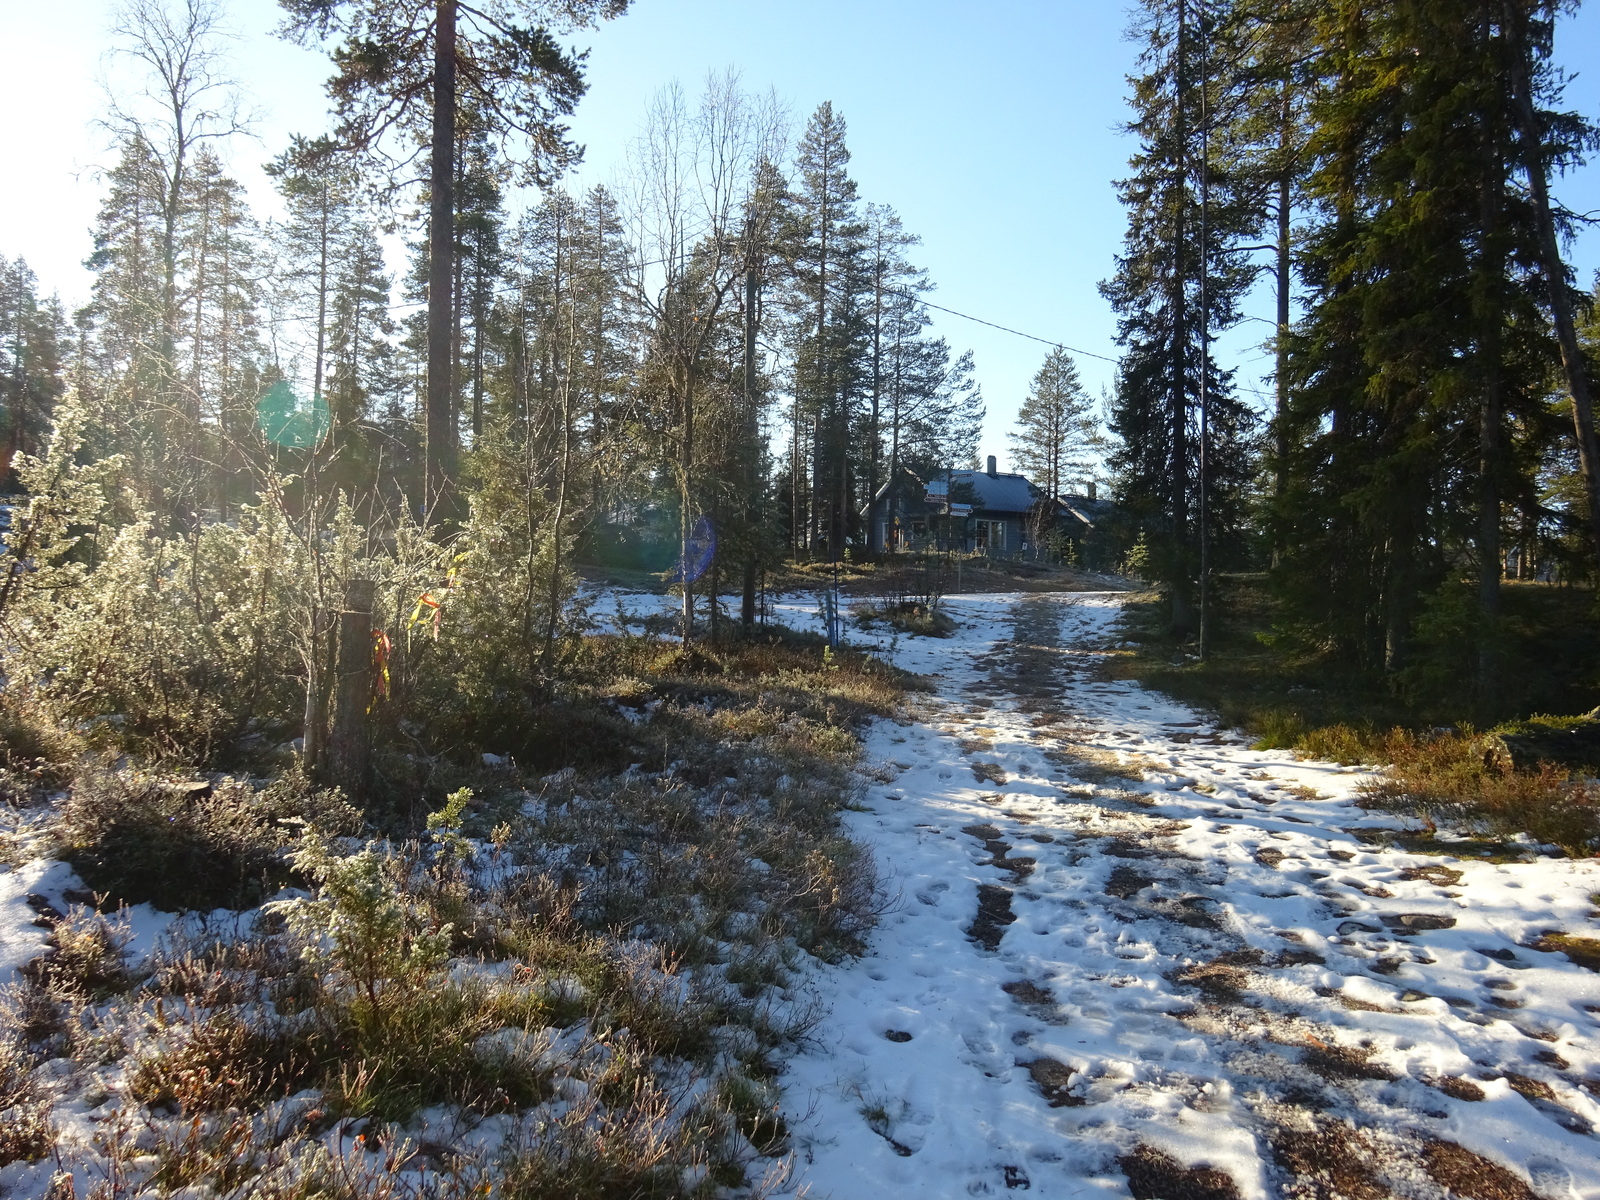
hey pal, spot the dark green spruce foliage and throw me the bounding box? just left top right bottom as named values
left=1273, top=0, right=1576, bottom=702
left=1102, top=0, right=1260, bottom=636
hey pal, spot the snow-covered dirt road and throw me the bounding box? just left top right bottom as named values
left=781, top=592, right=1600, bottom=1200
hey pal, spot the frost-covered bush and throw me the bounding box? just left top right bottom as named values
left=9, top=504, right=306, bottom=761
left=268, top=825, right=453, bottom=1017
left=387, top=438, right=586, bottom=759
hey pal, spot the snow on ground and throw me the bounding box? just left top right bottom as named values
left=5, top=585, right=1597, bottom=1198
left=777, top=591, right=1600, bottom=1199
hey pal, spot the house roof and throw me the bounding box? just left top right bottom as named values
left=1054, top=494, right=1116, bottom=527
left=925, top=470, right=1038, bottom=515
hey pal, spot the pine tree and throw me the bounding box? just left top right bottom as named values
left=0, top=259, right=67, bottom=489
left=182, top=146, right=261, bottom=507
left=861, top=203, right=924, bottom=553
left=566, top=184, right=638, bottom=519
left=268, top=139, right=356, bottom=420
left=326, top=224, right=398, bottom=504
left=455, top=123, right=505, bottom=446
left=1009, top=348, right=1100, bottom=503
left=85, top=135, right=173, bottom=477
left=782, top=102, right=869, bottom=558
left=278, top=0, right=627, bottom=514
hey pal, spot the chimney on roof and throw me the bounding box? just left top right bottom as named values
left=986, top=454, right=997, bottom=477
left=1088, top=479, right=1097, bottom=501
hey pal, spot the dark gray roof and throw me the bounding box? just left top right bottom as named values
left=1055, top=494, right=1116, bottom=526
left=926, top=470, right=1039, bottom=515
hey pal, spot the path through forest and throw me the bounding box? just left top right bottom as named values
left=779, top=592, right=1600, bottom=1200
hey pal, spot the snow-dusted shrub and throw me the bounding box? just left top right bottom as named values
left=0, top=1030, right=51, bottom=1166
left=7, top=500, right=306, bottom=764
left=385, top=454, right=586, bottom=764
left=269, top=825, right=454, bottom=1017
left=58, top=768, right=357, bottom=910
left=18, top=904, right=133, bottom=1000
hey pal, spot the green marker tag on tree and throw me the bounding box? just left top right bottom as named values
left=256, top=380, right=329, bottom=448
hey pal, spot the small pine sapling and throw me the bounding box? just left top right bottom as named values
left=268, top=825, right=452, bottom=1022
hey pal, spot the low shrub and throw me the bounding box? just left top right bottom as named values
left=20, top=905, right=134, bottom=1000
left=0, top=1015, right=54, bottom=1166
left=1295, top=722, right=1381, bottom=765
left=1360, top=731, right=1599, bottom=854
left=853, top=599, right=955, bottom=638
left=0, top=692, right=78, bottom=804
left=57, top=767, right=359, bottom=910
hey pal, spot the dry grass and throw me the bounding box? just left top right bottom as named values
left=852, top=599, right=955, bottom=638
left=1044, top=742, right=1152, bottom=787
left=1119, top=1144, right=1241, bottom=1200
left=1529, top=932, right=1600, bottom=971
left=1358, top=730, right=1599, bottom=855
left=0, top=623, right=900, bottom=1198
left=1422, top=1140, right=1538, bottom=1200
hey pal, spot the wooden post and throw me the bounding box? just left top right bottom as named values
left=328, top=577, right=375, bottom=805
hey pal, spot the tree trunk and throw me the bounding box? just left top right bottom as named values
left=866, top=254, right=884, bottom=555
left=680, top=365, right=696, bottom=645
left=425, top=0, right=458, bottom=519
left=1505, top=0, right=1600, bottom=573
left=543, top=301, right=573, bottom=680
left=328, top=578, right=375, bottom=806
left=741, top=264, right=759, bottom=633
left=1169, top=0, right=1192, bottom=639
left=1477, top=125, right=1504, bottom=718
left=1274, top=85, right=1292, bottom=507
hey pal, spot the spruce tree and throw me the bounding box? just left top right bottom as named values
left=1273, top=0, right=1562, bottom=705
left=1101, top=0, right=1259, bottom=639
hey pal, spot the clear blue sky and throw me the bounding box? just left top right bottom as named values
left=5, top=0, right=1600, bottom=472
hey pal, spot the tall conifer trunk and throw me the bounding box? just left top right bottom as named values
left=1274, top=85, right=1292, bottom=507
left=741, top=263, right=760, bottom=632
left=1169, top=0, right=1192, bottom=638
left=426, top=0, right=457, bottom=517
left=1477, top=107, right=1504, bottom=717
left=1505, top=0, right=1600, bottom=574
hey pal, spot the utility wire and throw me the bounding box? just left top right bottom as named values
left=382, top=260, right=1124, bottom=366
left=904, top=294, right=1120, bottom=365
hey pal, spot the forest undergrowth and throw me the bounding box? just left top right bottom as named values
left=0, top=541, right=912, bottom=1198
left=1110, top=579, right=1600, bottom=856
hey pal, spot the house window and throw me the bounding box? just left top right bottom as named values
left=977, top=520, right=1005, bottom=551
